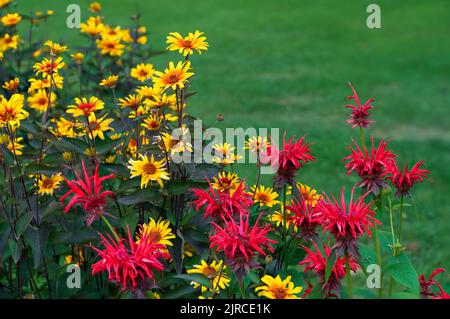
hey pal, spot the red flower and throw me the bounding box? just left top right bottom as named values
left=272, top=132, right=314, bottom=188
left=210, top=212, right=276, bottom=277
left=60, top=161, right=115, bottom=226
left=343, top=138, right=396, bottom=195
left=300, top=242, right=359, bottom=297
left=286, top=196, right=322, bottom=241
left=91, top=227, right=169, bottom=291
left=316, top=188, right=380, bottom=257
left=383, top=160, right=429, bottom=196
left=191, top=180, right=252, bottom=219
left=345, top=83, right=375, bottom=128
left=419, top=268, right=450, bottom=299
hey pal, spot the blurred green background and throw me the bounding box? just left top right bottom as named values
left=16, top=0, right=450, bottom=282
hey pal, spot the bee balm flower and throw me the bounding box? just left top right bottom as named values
left=345, top=83, right=375, bottom=128
left=383, top=160, right=429, bottom=196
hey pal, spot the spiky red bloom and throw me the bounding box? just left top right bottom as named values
left=210, top=212, right=276, bottom=277
left=316, top=188, right=380, bottom=257
left=191, top=180, right=252, bottom=220
left=300, top=242, right=359, bottom=297
left=272, top=133, right=314, bottom=188
left=419, top=268, right=450, bottom=299
left=60, top=161, right=115, bottom=226
left=343, top=138, right=396, bottom=195
left=345, top=83, right=375, bottom=128
left=383, top=160, right=429, bottom=196
left=286, top=196, right=322, bottom=241
left=91, top=228, right=169, bottom=291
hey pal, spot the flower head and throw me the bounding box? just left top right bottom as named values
left=345, top=83, right=375, bottom=128
left=211, top=172, right=241, bottom=193
left=0, top=93, right=28, bottom=128
left=1, top=13, right=21, bottom=27
left=384, top=160, right=429, bottom=196
left=60, top=161, right=115, bottom=226
left=251, top=185, right=280, bottom=207
left=130, top=63, right=154, bottom=82
left=38, top=173, right=64, bottom=196
left=67, top=96, right=104, bottom=117
left=128, top=153, right=170, bottom=188
left=96, top=35, right=124, bottom=57
left=288, top=183, right=322, bottom=207
left=212, top=142, right=242, bottom=166
left=153, top=61, right=193, bottom=90
left=136, top=218, right=175, bottom=247
left=44, top=40, right=68, bottom=56
left=187, top=260, right=230, bottom=293
left=89, top=2, right=102, bottom=13
left=0, top=34, right=19, bottom=51
left=343, top=138, right=396, bottom=195
left=99, top=75, right=118, bottom=88
left=255, top=275, right=302, bottom=299
left=286, top=195, right=322, bottom=241
left=70, top=52, right=85, bottom=65
left=27, top=89, right=57, bottom=113
left=419, top=268, right=450, bottom=299
left=166, top=30, right=208, bottom=56
left=91, top=227, right=168, bottom=291
left=33, top=57, right=65, bottom=77
left=2, top=77, right=19, bottom=92
left=244, top=136, right=270, bottom=154
left=86, top=113, right=114, bottom=140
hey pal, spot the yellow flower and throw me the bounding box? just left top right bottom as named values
left=2, top=78, right=19, bottom=92
left=255, top=275, right=302, bottom=299
left=51, top=117, right=80, bottom=138
left=96, top=35, right=124, bottom=57
left=104, top=154, right=116, bottom=163
left=136, top=218, right=175, bottom=247
left=0, top=93, right=28, bottom=128
left=128, top=153, right=169, bottom=188
left=32, top=49, right=42, bottom=59
left=166, top=30, right=208, bottom=56
left=33, top=57, right=65, bottom=77
left=288, top=183, right=322, bottom=207
left=211, top=172, right=241, bottom=193
left=47, top=10, right=54, bottom=16
left=89, top=2, right=102, bottom=13
left=27, top=89, right=57, bottom=113
left=99, top=75, right=118, bottom=88
left=84, top=147, right=98, bottom=158
left=66, top=96, right=104, bottom=117
left=269, top=206, right=296, bottom=231
left=130, top=63, right=154, bottom=82
left=0, top=133, right=23, bottom=155
left=144, top=93, right=176, bottom=110
left=0, top=0, right=12, bottom=9
left=86, top=113, right=113, bottom=140
left=80, top=16, right=105, bottom=36
left=62, top=151, right=73, bottom=161
left=28, top=74, right=64, bottom=92
left=153, top=61, right=194, bottom=91
left=0, top=52, right=3, bottom=61
left=44, top=40, right=68, bottom=56
left=118, top=94, right=142, bottom=110
left=244, top=136, right=270, bottom=153
left=251, top=185, right=281, bottom=207
left=70, top=52, right=85, bottom=65
left=0, top=34, right=19, bottom=51
left=37, top=173, right=64, bottom=196
left=1, top=13, right=22, bottom=27
left=212, top=143, right=242, bottom=165
left=137, top=36, right=147, bottom=45
left=160, top=130, right=193, bottom=155
left=187, top=260, right=230, bottom=293
left=135, top=85, right=161, bottom=100
left=141, top=114, right=161, bottom=131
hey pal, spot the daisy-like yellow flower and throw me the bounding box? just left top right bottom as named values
left=0, top=0, right=12, bottom=9
left=62, top=151, right=73, bottom=161
left=104, top=154, right=116, bottom=163
left=101, top=26, right=130, bottom=42
left=0, top=93, right=28, bottom=128
left=89, top=2, right=102, bottom=13
left=2, top=78, right=19, bottom=92
left=84, top=147, right=98, bottom=158
left=245, top=136, right=270, bottom=153
left=28, top=74, right=64, bottom=92
left=96, top=35, right=124, bottom=57
left=187, top=260, right=230, bottom=293
left=255, top=275, right=302, bottom=299
left=141, top=114, right=161, bottom=131
left=99, top=75, right=118, bottom=88
left=251, top=185, right=281, bottom=207
left=0, top=133, right=23, bottom=155
left=66, top=96, right=104, bottom=117
left=44, top=40, right=68, bottom=56
left=288, top=183, right=322, bottom=207
left=128, top=153, right=170, bottom=188
left=212, top=142, right=242, bottom=165
left=160, top=130, right=193, bottom=155
left=33, top=57, right=65, bottom=77
left=269, top=206, right=296, bottom=231
left=118, top=94, right=142, bottom=110
left=70, top=52, right=85, bottom=65
left=86, top=113, right=113, bottom=140
left=37, top=173, right=64, bottom=196
left=27, top=89, right=57, bottom=113
left=137, top=36, right=147, bottom=45
left=0, top=34, right=19, bottom=51
left=153, top=61, right=193, bottom=90
left=144, top=93, right=177, bottom=110
left=166, top=31, right=208, bottom=56
left=135, top=85, right=161, bottom=100
left=211, top=172, right=241, bottom=193
left=80, top=17, right=105, bottom=37
left=51, top=117, right=80, bottom=138
left=1, top=13, right=21, bottom=27
left=130, top=63, right=154, bottom=82
left=32, top=49, right=42, bottom=59
left=136, top=218, right=175, bottom=246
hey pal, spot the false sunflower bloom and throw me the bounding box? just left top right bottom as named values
left=0, top=134, right=23, bottom=155
left=80, top=16, right=105, bottom=37
left=38, top=173, right=64, bottom=196
left=136, top=218, right=175, bottom=247
left=118, top=94, right=142, bottom=110
left=51, top=117, right=80, bottom=138
left=0, top=34, right=19, bottom=51
left=44, top=40, right=68, bottom=56
left=255, top=275, right=302, bottom=299
left=130, top=63, right=154, bottom=82
left=96, top=35, right=124, bottom=57
left=128, top=153, right=170, bottom=188
left=212, top=142, right=242, bottom=165
left=288, top=183, right=322, bottom=207
left=33, top=57, right=65, bottom=77
left=244, top=136, right=270, bottom=153
left=141, top=114, right=161, bottom=131
left=89, top=2, right=102, bottom=13
left=86, top=113, right=114, bottom=140
left=251, top=185, right=280, bottom=207
left=0, top=93, right=28, bottom=128
left=1, top=13, right=21, bottom=26
left=211, top=172, right=241, bottom=193
left=160, top=130, right=193, bottom=155
left=153, top=61, right=193, bottom=90
left=70, top=52, right=85, bottom=65
left=166, top=31, right=208, bottom=56
left=135, top=85, right=161, bottom=100
left=187, top=260, right=230, bottom=293
left=99, top=75, right=118, bottom=88
left=67, top=96, right=104, bottom=117
left=27, top=89, right=57, bottom=112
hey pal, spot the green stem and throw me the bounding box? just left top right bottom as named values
left=100, top=215, right=121, bottom=243
left=238, top=278, right=246, bottom=299
left=281, top=184, right=288, bottom=269
left=373, top=224, right=382, bottom=298
left=397, top=196, right=404, bottom=245
left=359, top=126, right=367, bottom=153
left=345, top=253, right=353, bottom=299
left=388, top=196, right=396, bottom=248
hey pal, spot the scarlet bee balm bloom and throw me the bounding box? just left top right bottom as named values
left=345, top=83, right=375, bottom=128
left=384, top=160, right=429, bottom=196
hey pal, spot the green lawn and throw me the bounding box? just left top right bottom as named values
left=17, top=0, right=450, bottom=282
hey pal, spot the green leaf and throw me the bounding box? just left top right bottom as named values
left=359, top=244, right=377, bottom=269
left=324, top=249, right=337, bottom=282
left=15, top=210, right=35, bottom=237
left=8, top=239, right=22, bottom=264
left=167, top=180, right=209, bottom=195
left=25, top=163, right=59, bottom=175
left=391, top=292, right=419, bottom=299
left=117, top=189, right=157, bottom=205
left=95, top=137, right=124, bottom=155
left=24, top=226, right=49, bottom=268
left=175, top=274, right=213, bottom=290
left=163, top=285, right=196, bottom=299
left=384, top=254, right=420, bottom=295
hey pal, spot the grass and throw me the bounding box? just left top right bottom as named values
left=17, top=0, right=450, bottom=283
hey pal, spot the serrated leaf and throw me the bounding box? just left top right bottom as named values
left=175, top=273, right=213, bottom=290
left=117, top=189, right=157, bottom=205
left=24, top=226, right=49, bottom=268
left=384, top=254, right=420, bottom=294
left=25, top=163, right=59, bottom=175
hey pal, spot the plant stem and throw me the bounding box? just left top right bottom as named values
left=359, top=126, right=367, bottom=153
left=281, top=184, right=288, bottom=269
left=238, top=278, right=246, bottom=299
left=100, top=214, right=121, bottom=243
left=345, top=253, right=353, bottom=299
left=397, top=195, right=404, bottom=245
left=373, top=224, right=382, bottom=298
